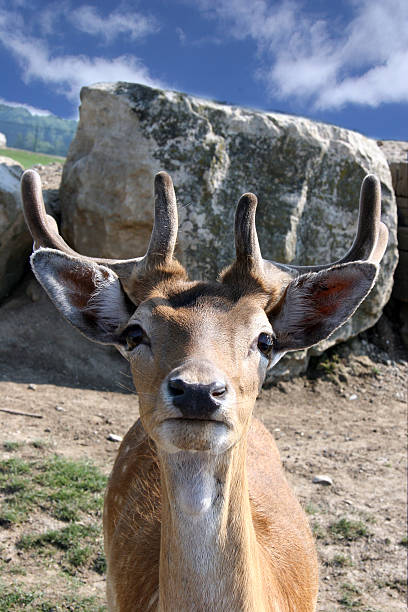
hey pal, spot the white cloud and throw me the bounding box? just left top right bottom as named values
left=4, top=35, right=161, bottom=100
left=0, top=6, right=163, bottom=105
left=69, top=5, right=158, bottom=43
left=196, top=0, right=408, bottom=109
left=176, top=27, right=187, bottom=45
left=317, top=50, right=408, bottom=109
left=0, top=97, right=52, bottom=116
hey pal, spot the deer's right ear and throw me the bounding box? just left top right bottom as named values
left=31, top=249, right=134, bottom=344
left=267, top=261, right=378, bottom=355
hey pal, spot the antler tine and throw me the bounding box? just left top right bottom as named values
left=234, top=193, right=264, bottom=273
left=369, top=222, right=388, bottom=264
left=21, top=169, right=179, bottom=277
left=343, top=174, right=388, bottom=265
left=21, top=169, right=81, bottom=257
left=337, top=174, right=383, bottom=263
left=263, top=174, right=387, bottom=277
left=145, top=172, right=178, bottom=267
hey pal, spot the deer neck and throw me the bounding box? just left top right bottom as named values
left=156, top=436, right=271, bottom=612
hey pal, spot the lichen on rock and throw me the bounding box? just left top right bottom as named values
left=60, top=82, right=398, bottom=378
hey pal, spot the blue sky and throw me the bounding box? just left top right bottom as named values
left=0, top=0, right=407, bottom=140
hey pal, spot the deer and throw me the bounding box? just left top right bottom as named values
left=21, top=168, right=388, bottom=612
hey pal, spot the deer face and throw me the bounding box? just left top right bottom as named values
left=120, top=283, right=273, bottom=453
left=22, top=171, right=387, bottom=458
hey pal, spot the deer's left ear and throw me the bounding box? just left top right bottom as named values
left=31, top=249, right=133, bottom=344
left=267, top=261, right=378, bottom=354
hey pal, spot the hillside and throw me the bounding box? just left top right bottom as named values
left=0, top=105, right=77, bottom=156
left=0, top=148, right=64, bottom=168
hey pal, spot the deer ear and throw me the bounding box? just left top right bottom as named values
left=31, top=249, right=133, bottom=344
left=267, top=262, right=378, bottom=355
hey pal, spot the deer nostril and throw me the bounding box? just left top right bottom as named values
left=210, top=382, right=227, bottom=398
left=168, top=378, right=186, bottom=397
left=167, top=377, right=228, bottom=419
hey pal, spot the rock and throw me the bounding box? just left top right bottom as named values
left=0, top=157, right=31, bottom=301
left=380, top=145, right=408, bottom=339
left=28, top=383, right=36, bottom=390
left=389, top=162, right=408, bottom=198
left=60, top=83, right=398, bottom=380
left=107, top=433, right=123, bottom=442
left=349, top=394, right=358, bottom=401
left=377, top=140, right=408, bottom=164
left=354, top=355, right=373, bottom=367
left=396, top=196, right=408, bottom=227
left=0, top=158, right=63, bottom=303
left=0, top=273, right=131, bottom=391
left=312, top=474, right=333, bottom=486
left=32, top=163, right=63, bottom=218
left=0, top=133, right=6, bottom=148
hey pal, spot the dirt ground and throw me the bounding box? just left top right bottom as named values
left=1, top=155, right=406, bottom=611
left=0, top=336, right=406, bottom=611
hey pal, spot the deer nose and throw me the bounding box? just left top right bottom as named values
left=168, top=378, right=227, bottom=419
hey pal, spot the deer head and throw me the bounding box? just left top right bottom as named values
left=21, top=170, right=387, bottom=455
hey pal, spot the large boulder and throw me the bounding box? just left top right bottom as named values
left=0, top=157, right=30, bottom=301
left=0, top=273, right=129, bottom=390
left=60, top=83, right=398, bottom=378
left=0, top=159, right=62, bottom=302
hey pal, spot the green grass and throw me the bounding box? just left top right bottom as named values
left=31, top=439, right=47, bottom=450
left=311, top=520, right=326, bottom=540
left=0, top=458, right=32, bottom=525
left=329, top=553, right=353, bottom=567
left=376, top=577, right=407, bottom=594
left=17, top=524, right=103, bottom=575
left=0, top=453, right=107, bottom=585
left=329, top=517, right=369, bottom=541
left=338, top=582, right=362, bottom=608
left=317, top=353, right=340, bottom=378
left=0, top=450, right=108, bottom=608
left=336, top=583, right=383, bottom=611
left=0, top=582, right=106, bottom=611
left=0, top=584, right=37, bottom=609
left=2, top=442, right=20, bottom=452
left=0, top=455, right=107, bottom=525
left=0, top=147, right=64, bottom=168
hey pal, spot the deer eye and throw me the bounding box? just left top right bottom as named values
left=125, top=325, right=147, bottom=351
left=257, top=332, right=273, bottom=357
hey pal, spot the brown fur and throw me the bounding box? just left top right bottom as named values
left=104, top=273, right=319, bottom=612
left=32, top=253, right=376, bottom=611
left=24, top=170, right=385, bottom=612
left=104, top=418, right=318, bottom=611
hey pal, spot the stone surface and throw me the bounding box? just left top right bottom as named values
left=380, top=147, right=408, bottom=309
left=312, top=475, right=333, bottom=486
left=389, top=162, right=408, bottom=197
left=0, top=159, right=63, bottom=303
left=0, top=273, right=131, bottom=391
left=107, top=433, right=123, bottom=442
left=58, top=83, right=397, bottom=377
left=377, top=140, right=408, bottom=164
left=0, top=156, right=30, bottom=301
